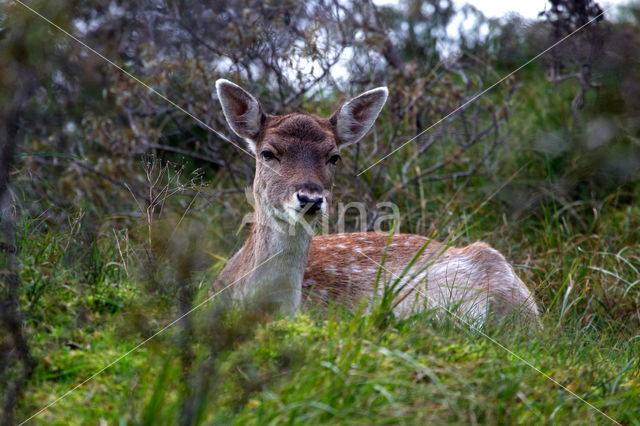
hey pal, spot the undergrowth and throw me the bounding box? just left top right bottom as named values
left=14, top=179, right=640, bottom=424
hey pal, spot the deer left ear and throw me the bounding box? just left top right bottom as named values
left=330, top=87, right=388, bottom=147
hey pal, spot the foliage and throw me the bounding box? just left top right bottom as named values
left=0, top=0, right=639, bottom=424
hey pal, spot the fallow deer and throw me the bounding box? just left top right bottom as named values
left=213, top=79, right=539, bottom=326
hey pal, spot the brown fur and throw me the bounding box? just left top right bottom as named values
left=302, top=233, right=539, bottom=325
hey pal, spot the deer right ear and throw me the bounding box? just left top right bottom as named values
left=330, top=87, right=388, bottom=147
left=215, top=79, right=265, bottom=152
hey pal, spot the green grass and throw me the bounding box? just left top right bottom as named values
left=14, top=180, right=640, bottom=425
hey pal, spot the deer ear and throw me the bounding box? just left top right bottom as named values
left=215, top=79, right=265, bottom=152
left=330, top=87, right=388, bottom=147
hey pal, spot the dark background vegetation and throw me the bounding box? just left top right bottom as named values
left=1, top=0, right=639, bottom=424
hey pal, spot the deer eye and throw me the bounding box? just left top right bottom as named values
left=260, top=150, right=278, bottom=161
left=328, top=154, right=341, bottom=165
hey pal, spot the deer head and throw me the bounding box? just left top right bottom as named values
left=216, top=79, right=387, bottom=227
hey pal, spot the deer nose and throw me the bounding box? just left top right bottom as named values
left=297, top=193, right=323, bottom=214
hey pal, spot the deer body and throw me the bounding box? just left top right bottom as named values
left=304, top=233, right=538, bottom=324
left=213, top=79, right=539, bottom=325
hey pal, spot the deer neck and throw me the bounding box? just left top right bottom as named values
left=236, top=202, right=313, bottom=312
left=247, top=205, right=313, bottom=265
